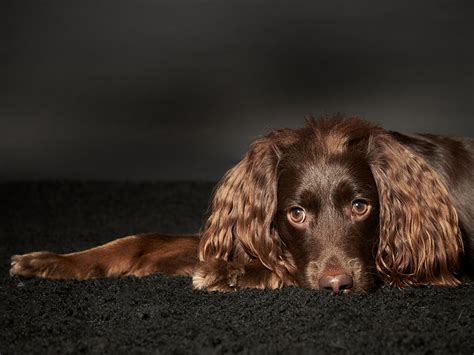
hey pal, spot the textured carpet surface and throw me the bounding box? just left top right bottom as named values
left=1, top=181, right=473, bottom=354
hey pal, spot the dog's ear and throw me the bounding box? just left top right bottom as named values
left=199, top=130, right=297, bottom=279
left=369, top=133, right=463, bottom=287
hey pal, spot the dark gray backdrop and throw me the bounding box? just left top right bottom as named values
left=2, top=0, right=473, bottom=181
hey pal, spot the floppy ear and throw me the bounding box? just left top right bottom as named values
left=198, top=130, right=297, bottom=279
left=369, top=133, right=463, bottom=287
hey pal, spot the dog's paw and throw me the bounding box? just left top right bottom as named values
left=10, top=252, right=65, bottom=279
left=226, top=264, right=245, bottom=288
left=192, top=260, right=245, bottom=292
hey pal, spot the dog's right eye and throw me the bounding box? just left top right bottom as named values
left=288, top=207, right=306, bottom=224
left=351, top=199, right=371, bottom=221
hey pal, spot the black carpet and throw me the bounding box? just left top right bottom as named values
left=1, top=181, right=473, bottom=354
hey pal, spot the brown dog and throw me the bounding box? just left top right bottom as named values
left=10, top=117, right=474, bottom=293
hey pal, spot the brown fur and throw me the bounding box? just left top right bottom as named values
left=369, top=134, right=463, bottom=287
left=10, top=117, right=474, bottom=293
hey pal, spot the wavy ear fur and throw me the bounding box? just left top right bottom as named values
left=369, top=133, right=463, bottom=287
left=198, top=130, right=298, bottom=279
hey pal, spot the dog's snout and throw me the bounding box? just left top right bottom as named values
left=319, top=273, right=353, bottom=293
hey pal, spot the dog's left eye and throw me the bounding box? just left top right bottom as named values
left=288, top=207, right=306, bottom=224
left=351, top=199, right=370, bottom=217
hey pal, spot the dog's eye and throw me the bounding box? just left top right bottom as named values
left=288, top=207, right=306, bottom=224
left=351, top=199, right=370, bottom=217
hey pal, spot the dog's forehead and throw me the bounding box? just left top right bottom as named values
left=277, top=120, right=377, bottom=194
left=278, top=145, right=374, bottom=200
left=281, top=117, right=377, bottom=158
left=300, top=159, right=351, bottom=193
left=282, top=123, right=361, bottom=159
left=281, top=128, right=353, bottom=168
left=305, top=128, right=349, bottom=155
left=278, top=153, right=352, bottom=195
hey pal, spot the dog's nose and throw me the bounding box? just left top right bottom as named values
left=319, top=273, right=353, bottom=293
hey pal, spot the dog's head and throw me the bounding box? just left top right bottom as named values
left=199, top=117, right=463, bottom=292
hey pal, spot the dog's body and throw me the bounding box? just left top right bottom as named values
left=10, top=117, right=474, bottom=293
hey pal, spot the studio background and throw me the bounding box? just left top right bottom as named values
left=2, top=0, right=473, bottom=181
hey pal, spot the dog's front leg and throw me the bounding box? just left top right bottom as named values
left=192, top=259, right=292, bottom=291
left=10, top=234, right=199, bottom=280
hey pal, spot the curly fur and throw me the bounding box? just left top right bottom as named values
left=10, top=117, right=474, bottom=293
